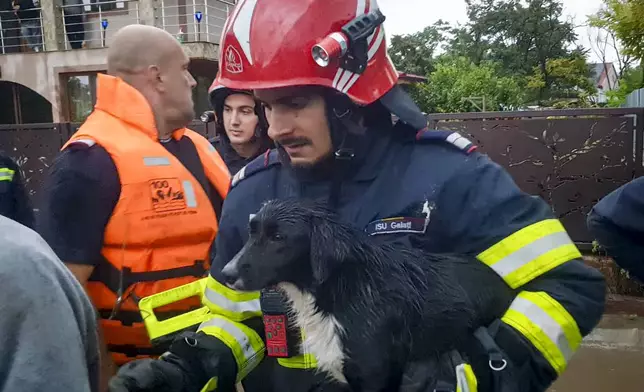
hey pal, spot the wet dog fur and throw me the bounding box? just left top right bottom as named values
left=221, top=198, right=515, bottom=392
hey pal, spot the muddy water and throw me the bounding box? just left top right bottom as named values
left=548, top=345, right=644, bottom=392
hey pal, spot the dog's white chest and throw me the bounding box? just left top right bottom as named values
left=277, top=283, right=348, bottom=384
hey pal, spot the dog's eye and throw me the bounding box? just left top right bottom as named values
left=269, top=233, right=284, bottom=241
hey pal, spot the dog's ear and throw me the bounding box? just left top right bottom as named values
left=309, top=214, right=348, bottom=284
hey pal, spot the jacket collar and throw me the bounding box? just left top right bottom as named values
left=93, top=73, right=185, bottom=141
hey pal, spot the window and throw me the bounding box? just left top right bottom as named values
left=83, top=0, right=128, bottom=13
left=63, top=72, right=104, bottom=123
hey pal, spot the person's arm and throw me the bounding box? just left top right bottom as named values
left=37, top=143, right=121, bottom=382
left=434, top=153, right=606, bottom=392
left=0, top=217, right=100, bottom=392
left=587, top=176, right=644, bottom=281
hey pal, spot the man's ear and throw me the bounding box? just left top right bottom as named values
left=310, top=216, right=346, bottom=285
left=146, top=64, right=163, bottom=91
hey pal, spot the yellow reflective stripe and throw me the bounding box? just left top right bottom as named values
left=200, top=377, right=218, bottom=392
left=0, top=168, right=15, bottom=182
left=501, top=291, right=582, bottom=375
left=203, top=276, right=262, bottom=322
left=455, top=363, right=478, bottom=392
left=277, top=353, right=318, bottom=369
left=197, top=315, right=265, bottom=381
left=477, top=219, right=582, bottom=288
left=276, top=328, right=318, bottom=369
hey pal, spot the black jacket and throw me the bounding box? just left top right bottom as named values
left=210, top=134, right=273, bottom=176
left=0, top=154, right=34, bottom=229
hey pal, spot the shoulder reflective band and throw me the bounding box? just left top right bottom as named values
left=456, top=363, right=478, bottom=392
left=477, top=219, right=582, bottom=289
left=501, top=291, right=582, bottom=375
left=0, top=168, right=15, bottom=182
left=203, top=276, right=262, bottom=322
left=197, top=315, right=265, bottom=382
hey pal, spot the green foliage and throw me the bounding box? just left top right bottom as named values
left=388, top=0, right=599, bottom=112
left=413, top=56, right=525, bottom=113
left=605, top=65, right=644, bottom=107
left=590, top=0, right=644, bottom=63
left=525, top=55, right=597, bottom=103
left=388, top=21, right=450, bottom=77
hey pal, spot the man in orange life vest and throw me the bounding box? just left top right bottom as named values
left=37, top=24, right=231, bottom=371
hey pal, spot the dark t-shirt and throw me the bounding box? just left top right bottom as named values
left=37, top=136, right=223, bottom=266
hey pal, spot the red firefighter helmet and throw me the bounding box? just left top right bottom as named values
left=215, top=0, right=399, bottom=105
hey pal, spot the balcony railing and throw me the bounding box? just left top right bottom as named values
left=60, top=0, right=140, bottom=49
left=0, top=7, right=45, bottom=54
left=0, top=0, right=235, bottom=54
left=160, top=0, right=234, bottom=44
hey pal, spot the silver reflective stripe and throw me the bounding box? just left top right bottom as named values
left=455, top=364, right=471, bottom=392
left=71, top=138, right=96, bottom=147
left=446, top=132, right=471, bottom=150
left=510, top=296, right=573, bottom=361
left=208, top=144, right=217, bottom=152
left=182, top=180, right=197, bottom=208
left=488, top=231, right=573, bottom=278
left=0, top=174, right=13, bottom=181
left=231, top=165, right=246, bottom=187
left=197, top=318, right=257, bottom=361
left=204, top=287, right=261, bottom=315
left=143, top=157, right=171, bottom=166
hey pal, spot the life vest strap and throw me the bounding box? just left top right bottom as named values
left=90, top=259, right=208, bottom=295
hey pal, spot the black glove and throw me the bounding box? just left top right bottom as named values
left=108, top=355, right=193, bottom=392
left=109, top=331, right=239, bottom=392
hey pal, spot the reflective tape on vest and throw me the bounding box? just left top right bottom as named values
left=501, top=291, right=582, bottom=375
left=143, top=156, right=171, bottom=166
left=197, top=315, right=265, bottom=382
left=203, top=276, right=262, bottom=322
left=477, top=219, right=582, bottom=289
left=182, top=180, right=198, bottom=208
left=455, top=363, right=478, bottom=392
left=0, top=168, right=15, bottom=182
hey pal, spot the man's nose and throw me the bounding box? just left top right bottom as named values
left=230, top=111, right=241, bottom=125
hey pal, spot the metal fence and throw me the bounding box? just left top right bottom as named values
left=623, top=88, right=644, bottom=108
left=0, top=120, right=214, bottom=211
left=2, top=108, right=642, bottom=246
left=428, top=108, right=644, bottom=247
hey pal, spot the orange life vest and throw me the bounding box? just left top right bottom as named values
left=62, top=74, right=231, bottom=365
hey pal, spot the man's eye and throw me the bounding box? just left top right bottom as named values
left=270, top=233, right=284, bottom=241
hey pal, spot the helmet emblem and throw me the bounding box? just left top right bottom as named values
left=225, top=45, right=244, bottom=74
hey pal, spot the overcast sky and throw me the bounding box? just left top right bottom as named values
left=377, top=0, right=617, bottom=63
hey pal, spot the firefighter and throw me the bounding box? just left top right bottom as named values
left=109, top=1, right=606, bottom=391
left=37, top=24, right=230, bottom=369
left=207, top=79, right=272, bottom=175
left=0, top=152, right=34, bottom=229
left=587, top=176, right=644, bottom=282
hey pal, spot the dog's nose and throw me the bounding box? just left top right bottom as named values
left=221, top=262, right=239, bottom=286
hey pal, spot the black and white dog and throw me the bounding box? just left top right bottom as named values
left=221, top=198, right=515, bottom=392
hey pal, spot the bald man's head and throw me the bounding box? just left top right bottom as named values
left=107, top=24, right=181, bottom=77
left=106, top=24, right=197, bottom=138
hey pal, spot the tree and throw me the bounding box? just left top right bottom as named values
left=605, top=65, right=644, bottom=107
left=388, top=21, right=450, bottom=77
left=590, top=0, right=644, bottom=87
left=586, top=25, right=633, bottom=79
left=525, top=54, right=597, bottom=105
left=413, top=56, right=525, bottom=113
left=448, top=0, right=581, bottom=97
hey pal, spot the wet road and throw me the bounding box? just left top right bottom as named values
left=548, top=314, right=644, bottom=392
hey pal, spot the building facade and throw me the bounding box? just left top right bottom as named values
left=0, top=0, right=232, bottom=124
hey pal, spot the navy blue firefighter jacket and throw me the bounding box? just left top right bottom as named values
left=188, top=121, right=606, bottom=392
